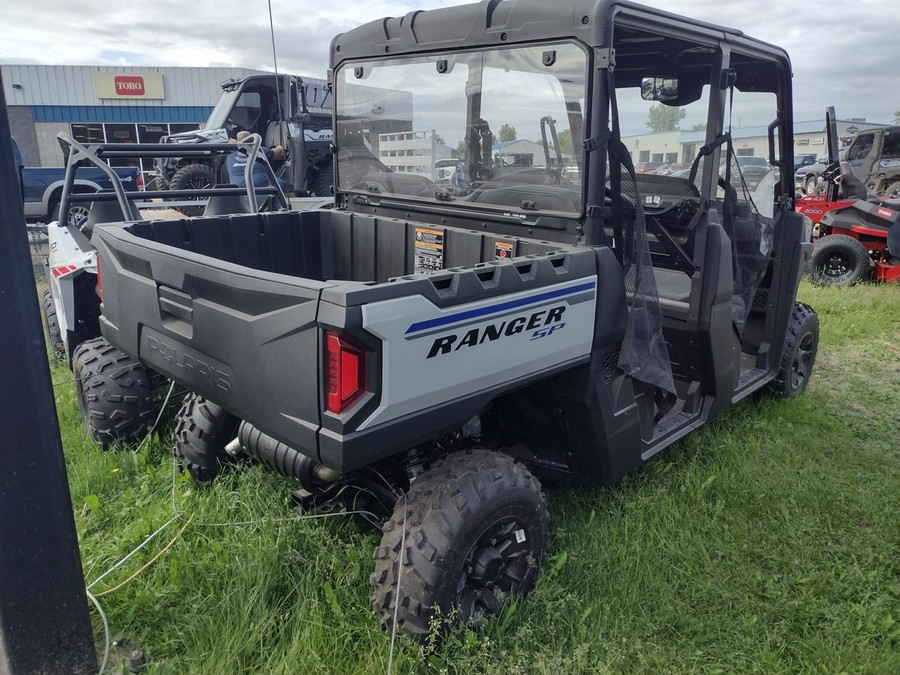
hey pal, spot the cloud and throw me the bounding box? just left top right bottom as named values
left=2, top=0, right=898, bottom=124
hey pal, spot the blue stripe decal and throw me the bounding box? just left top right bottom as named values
left=405, top=280, right=596, bottom=335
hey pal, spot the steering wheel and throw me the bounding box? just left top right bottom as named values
left=224, top=119, right=245, bottom=138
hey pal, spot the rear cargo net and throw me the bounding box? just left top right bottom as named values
left=607, top=137, right=676, bottom=396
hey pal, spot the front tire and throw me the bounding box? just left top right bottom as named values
left=72, top=338, right=155, bottom=448
left=770, top=302, right=819, bottom=398
left=881, top=180, right=900, bottom=200
left=169, top=164, right=217, bottom=216
left=173, top=393, right=241, bottom=483
left=371, top=449, right=548, bottom=640
left=42, top=289, right=66, bottom=365
left=805, top=175, right=817, bottom=195
left=309, top=160, right=334, bottom=198
left=810, top=234, right=870, bottom=286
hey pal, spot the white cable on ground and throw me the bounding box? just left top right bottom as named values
left=85, top=588, right=110, bottom=675
left=87, top=516, right=179, bottom=590
left=93, top=516, right=192, bottom=598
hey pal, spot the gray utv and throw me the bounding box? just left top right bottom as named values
left=93, top=0, right=818, bottom=638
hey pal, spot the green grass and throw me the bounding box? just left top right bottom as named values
left=50, top=280, right=899, bottom=673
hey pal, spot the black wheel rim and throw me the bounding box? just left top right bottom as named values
left=185, top=176, right=213, bottom=190
left=455, top=516, right=532, bottom=622
left=791, top=332, right=814, bottom=390
left=185, top=176, right=214, bottom=202
left=820, top=252, right=852, bottom=281
left=69, top=205, right=90, bottom=228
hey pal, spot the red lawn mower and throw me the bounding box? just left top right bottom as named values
left=796, top=108, right=900, bottom=285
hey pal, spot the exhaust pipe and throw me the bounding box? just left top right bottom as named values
left=236, top=422, right=341, bottom=485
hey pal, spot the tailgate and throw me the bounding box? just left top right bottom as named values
left=95, top=222, right=330, bottom=457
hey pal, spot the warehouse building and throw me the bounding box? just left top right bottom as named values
left=377, top=130, right=452, bottom=178
left=622, top=118, right=890, bottom=167
left=2, top=64, right=329, bottom=179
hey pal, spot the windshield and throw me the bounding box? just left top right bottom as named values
left=204, top=89, right=241, bottom=131
left=334, top=43, right=587, bottom=216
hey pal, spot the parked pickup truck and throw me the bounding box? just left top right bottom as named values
left=93, top=0, right=817, bottom=640
left=14, top=139, right=140, bottom=224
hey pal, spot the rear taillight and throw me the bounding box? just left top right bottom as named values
left=96, top=258, right=103, bottom=300
left=325, top=331, right=366, bottom=414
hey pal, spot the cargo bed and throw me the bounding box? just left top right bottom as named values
left=95, top=210, right=606, bottom=470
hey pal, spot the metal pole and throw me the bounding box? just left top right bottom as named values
left=0, top=76, right=98, bottom=674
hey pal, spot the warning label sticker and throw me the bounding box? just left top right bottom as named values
left=415, top=228, right=445, bottom=273
left=494, top=240, right=515, bottom=261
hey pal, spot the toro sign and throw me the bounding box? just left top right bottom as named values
left=115, top=76, right=145, bottom=96
left=95, top=72, right=164, bottom=99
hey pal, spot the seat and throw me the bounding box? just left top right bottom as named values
left=653, top=267, right=692, bottom=303
left=82, top=189, right=144, bottom=238
left=887, top=222, right=900, bottom=259
left=203, top=184, right=253, bottom=216
left=265, top=121, right=288, bottom=150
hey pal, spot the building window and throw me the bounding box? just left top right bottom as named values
left=137, top=124, right=167, bottom=143
left=69, top=122, right=201, bottom=183
left=847, top=133, right=875, bottom=161
left=71, top=124, right=105, bottom=144
left=735, top=148, right=755, bottom=156
left=639, top=150, right=650, bottom=162
left=883, top=132, right=900, bottom=159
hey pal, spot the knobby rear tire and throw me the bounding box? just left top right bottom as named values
left=72, top=338, right=155, bottom=448
left=371, top=449, right=548, bottom=640
left=173, top=393, right=241, bottom=484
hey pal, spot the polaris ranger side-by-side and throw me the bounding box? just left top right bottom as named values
left=94, top=0, right=817, bottom=638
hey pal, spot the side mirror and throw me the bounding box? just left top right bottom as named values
left=641, top=77, right=679, bottom=103
left=293, top=112, right=311, bottom=124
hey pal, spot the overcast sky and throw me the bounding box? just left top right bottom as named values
left=2, top=0, right=898, bottom=126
